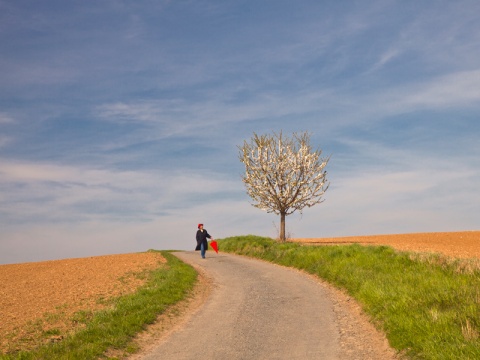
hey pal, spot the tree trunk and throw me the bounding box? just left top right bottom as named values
left=280, top=211, right=286, bottom=242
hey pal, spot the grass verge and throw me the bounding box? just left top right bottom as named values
left=218, top=235, right=480, bottom=360
left=1, top=251, right=197, bottom=360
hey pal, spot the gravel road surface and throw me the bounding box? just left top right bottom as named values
left=140, top=251, right=396, bottom=360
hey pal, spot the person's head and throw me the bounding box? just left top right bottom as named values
left=198, top=223, right=204, bottom=229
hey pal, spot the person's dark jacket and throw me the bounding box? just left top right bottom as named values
left=195, top=229, right=211, bottom=251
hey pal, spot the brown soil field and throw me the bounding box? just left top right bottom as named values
left=0, top=252, right=166, bottom=354
left=291, top=231, right=480, bottom=259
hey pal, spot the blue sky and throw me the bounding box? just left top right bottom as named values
left=1, top=0, right=479, bottom=264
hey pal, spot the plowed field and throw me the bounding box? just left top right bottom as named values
left=0, top=252, right=165, bottom=354
left=291, top=231, right=480, bottom=259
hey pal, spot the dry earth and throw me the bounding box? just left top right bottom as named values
left=291, top=231, right=480, bottom=259
left=0, top=252, right=166, bottom=354
left=1, top=231, right=478, bottom=357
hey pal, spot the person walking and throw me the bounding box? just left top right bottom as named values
left=195, top=223, right=213, bottom=259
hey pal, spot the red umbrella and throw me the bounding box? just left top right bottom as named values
left=210, top=240, right=219, bottom=254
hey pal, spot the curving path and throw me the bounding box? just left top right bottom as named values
left=140, top=251, right=395, bottom=360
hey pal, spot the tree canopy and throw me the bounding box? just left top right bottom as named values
left=239, top=131, right=330, bottom=241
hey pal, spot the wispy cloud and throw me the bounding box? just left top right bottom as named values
left=403, top=70, right=480, bottom=108
left=0, top=136, right=10, bottom=148
left=321, top=69, right=480, bottom=129
left=94, top=90, right=336, bottom=136
left=0, top=113, right=14, bottom=123
left=371, top=48, right=401, bottom=71
left=0, top=159, right=241, bottom=225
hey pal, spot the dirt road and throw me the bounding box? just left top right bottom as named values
left=139, top=251, right=397, bottom=360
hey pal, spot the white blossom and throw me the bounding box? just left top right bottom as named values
left=239, top=131, right=330, bottom=241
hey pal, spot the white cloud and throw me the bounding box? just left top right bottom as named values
left=404, top=70, right=480, bottom=108
left=0, top=136, right=11, bottom=148
left=293, top=162, right=480, bottom=238
left=370, top=48, right=401, bottom=71
left=0, top=113, right=14, bottom=124
left=326, top=69, right=480, bottom=127
left=0, top=195, right=274, bottom=264
left=0, top=159, right=241, bottom=225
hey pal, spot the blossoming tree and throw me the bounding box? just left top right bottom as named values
left=239, top=131, right=330, bottom=241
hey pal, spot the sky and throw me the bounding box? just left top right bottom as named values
left=1, top=0, right=479, bottom=265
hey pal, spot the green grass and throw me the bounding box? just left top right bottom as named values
left=218, top=235, right=480, bottom=360
left=1, top=251, right=197, bottom=360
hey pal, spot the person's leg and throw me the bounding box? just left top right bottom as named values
left=200, top=242, right=206, bottom=258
